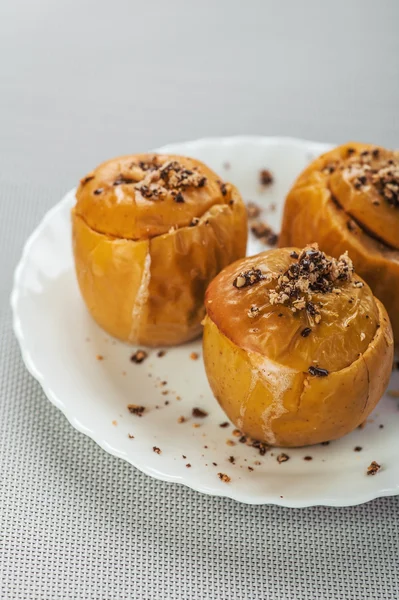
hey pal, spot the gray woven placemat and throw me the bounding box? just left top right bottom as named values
left=0, top=178, right=398, bottom=600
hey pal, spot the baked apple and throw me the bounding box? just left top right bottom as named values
left=203, top=245, right=393, bottom=447
left=72, top=154, right=247, bottom=346
left=279, top=142, right=399, bottom=345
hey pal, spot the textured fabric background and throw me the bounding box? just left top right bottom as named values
left=1, top=1, right=399, bottom=598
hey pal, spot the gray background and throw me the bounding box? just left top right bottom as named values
left=1, top=0, right=399, bottom=598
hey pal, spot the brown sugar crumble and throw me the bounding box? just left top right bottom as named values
left=131, top=159, right=207, bottom=202
left=130, top=349, right=148, bottom=364
left=186, top=463, right=191, bottom=468
left=127, top=433, right=134, bottom=439
left=219, top=422, right=230, bottom=428
left=112, top=420, right=117, bottom=426
left=260, top=169, right=274, bottom=186
left=157, top=350, right=166, bottom=358
left=96, top=354, right=104, bottom=361
left=344, top=148, right=399, bottom=208
left=354, top=446, right=362, bottom=452
left=153, top=446, right=162, bottom=455
left=127, top=404, right=145, bottom=417
left=228, top=456, right=235, bottom=464
left=226, top=440, right=236, bottom=447
left=190, top=352, right=199, bottom=361
left=268, top=244, right=354, bottom=325
left=303, top=456, right=313, bottom=461
left=177, top=416, right=186, bottom=424
left=277, top=453, right=290, bottom=464
left=367, top=461, right=381, bottom=476
left=192, top=407, right=208, bottom=418
left=218, top=473, right=231, bottom=483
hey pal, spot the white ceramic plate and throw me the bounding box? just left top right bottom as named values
left=11, top=136, right=399, bottom=507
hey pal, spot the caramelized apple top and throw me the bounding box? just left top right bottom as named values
left=75, top=154, right=235, bottom=240
left=205, top=246, right=380, bottom=373
left=295, top=142, right=399, bottom=250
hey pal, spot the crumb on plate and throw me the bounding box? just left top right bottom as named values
left=277, top=453, right=290, bottom=464
left=367, top=461, right=381, bottom=475
left=127, top=404, right=145, bottom=416
left=130, top=349, right=148, bottom=364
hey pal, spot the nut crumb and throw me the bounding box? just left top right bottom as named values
left=192, top=407, right=208, bottom=418
left=226, top=439, right=236, bottom=446
left=219, top=422, right=230, bottom=428
left=268, top=244, right=354, bottom=325
left=190, top=352, right=199, bottom=360
left=157, top=350, right=166, bottom=357
left=232, top=429, right=241, bottom=437
left=127, top=433, right=134, bottom=439
left=260, top=169, right=273, bottom=186
left=277, top=453, right=290, bottom=464
left=177, top=416, right=186, bottom=424
left=354, top=446, right=362, bottom=452
left=192, top=423, right=201, bottom=428
left=153, top=446, right=161, bottom=455
left=228, top=456, right=235, bottom=464
left=301, top=327, right=312, bottom=338
left=96, top=355, right=104, bottom=361
left=112, top=420, right=117, bottom=426
left=127, top=404, right=145, bottom=416
left=246, top=201, right=261, bottom=219
left=218, top=472, right=231, bottom=483
left=186, top=463, right=191, bottom=468
left=130, top=349, right=148, bottom=364
left=248, top=466, right=254, bottom=471
left=367, top=461, right=381, bottom=475
left=303, top=456, right=313, bottom=461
